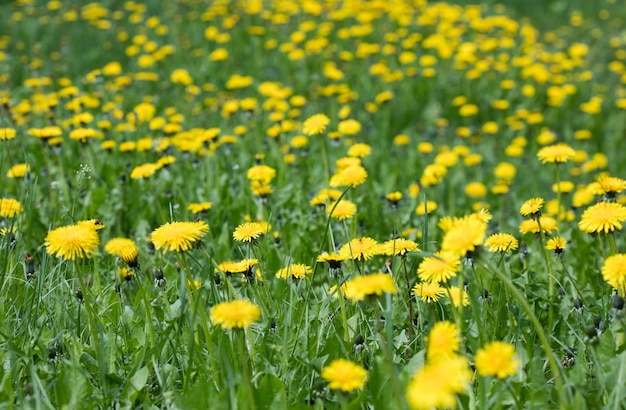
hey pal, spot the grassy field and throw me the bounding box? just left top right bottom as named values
left=1, top=0, right=626, bottom=408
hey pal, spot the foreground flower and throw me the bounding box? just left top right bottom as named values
left=536, top=143, right=576, bottom=164
left=0, top=198, right=22, bottom=218
left=520, top=197, right=544, bottom=218
left=417, top=252, right=460, bottom=283
left=233, top=221, right=267, bottom=243
left=601, top=254, right=626, bottom=291
left=426, top=321, right=460, bottom=360
left=276, top=263, right=312, bottom=279
left=343, top=273, right=397, bottom=302
left=321, top=359, right=367, bottom=392
left=406, top=354, right=472, bottom=410
left=302, top=113, right=330, bottom=135
left=475, top=341, right=520, bottom=379
left=440, top=213, right=488, bottom=257
left=105, top=237, right=139, bottom=266
left=339, top=237, right=379, bottom=261
left=45, top=224, right=100, bottom=260
left=413, top=282, right=445, bottom=303
left=150, top=221, right=209, bottom=253
left=484, top=233, right=519, bottom=253
left=210, top=299, right=261, bottom=330
left=578, top=202, right=626, bottom=234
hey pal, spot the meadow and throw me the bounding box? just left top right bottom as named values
left=1, top=0, right=626, bottom=408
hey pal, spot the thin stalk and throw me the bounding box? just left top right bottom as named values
left=478, top=260, right=568, bottom=408
left=238, top=330, right=257, bottom=410
left=536, top=218, right=555, bottom=332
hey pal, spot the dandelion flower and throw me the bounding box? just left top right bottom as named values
left=406, top=355, right=472, bottom=410
left=415, top=200, right=438, bottom=215
left=45, top=224, right=100, bottom=260
left=328, top=200, right=357, bottom=220
left=77, top=219, right=105, bottom=231
left=317, top=252, right=348, bottom=269
left=321, top=359, right=367, bottom=392
left=188, top=202, right=212, bottom=214
left=302, top=113, right=330, bottom=135
left=441, top=214, right=487, bottom=257
left=475, top=341, right=520, bottom=379
left=378, top=238, right=420, bottom=256
left=601, top=254, right=626, bottom=290
left=447, top=286, right=470, bottom=307
left=597, top=174, right=626, bottom=197
left=233, top=221, right=267, bottom=243
left=343, top=273, right=397, bottom=302
left=339, top=237, right=379, bottom=261
left=537, top=143, right=576, bottom=164
left=276, top=263, right=312, bottom=279
left=417, top=252, right=460, bottom=284
left=546, top=237, right=567, bottom=254
left=0, top=198, right=22, bottom=218
left=426, top=321, right=460, bottom=360
left=0, top=127, right=16, bottom=140
left=150, top=221, right=209, bottom=253
left=7, top=164, right=30, bottom=178
left=130, top=162, right=159, bottom=179
left=520, top=197, right=544, bottom=218
left=484, top=233, right=519, bottom=253
left=386, top=191, right=403, bottom=205
left=413, top=282, right=445, bottom=303
left=119, top=267, right=134, bottom=281
left=578, top=202, right=626, bottom=234
left=210, top=299, right=261, bottom=330
left=329, top=165, right=368, bottom=188
left=519, top=216, right=559, bottom=235
left=105, top=237, right=139, bottom=266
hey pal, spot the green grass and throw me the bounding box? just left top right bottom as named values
left=1, top=0, right=626, bottom=408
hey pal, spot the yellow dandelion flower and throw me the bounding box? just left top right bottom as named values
left=484, top=233, right=519, bottom=253
left=447, top=286, right=470, bottom=307
left=601, top=254, right=626, bottom=291
left=276, top=263, right=312, bottom=280
left=519, top=216, right=559, bottom=235
left=233, top=221, right=268, bottom=243
left=317, top=252, right=348, bottom=269
left=537, top=143, right=576, bottom=164
left=546, top=237, right=567, bottom=254
left=210, top=299, right=261, bottom=330
left=188, top=202, right=212, bottom=214
left=328, top=200, right=357, bottom=220
left=7, top=164, right=30, bottom=178
left=406, top=354, right=472, bottom=410
left=475, top=341, right=520, bottom=379
left=302, top=113, right=330, bottom=135
left=0, top=198, right=22, bottom=218
left=150, top=221, right=209, bottom=253
left=329, top=165, right=368, bottom=188
left=417, top=252, right=460, bottom=284
left=343, top=273, right=397, bottom=302
left=45, top=224, right=100, bottom=260
left=321, top=359, right=367, bottom=392
left=105, top=237, right=139, bottom=266
left=520, top=197, right=545, bottom=217
left=378, top=238, right=420, bottom=256
left=597, top=174, right=626, bottom=196
left=386, top=191, right=402, bottom=204
left=413, top=282, right=445, bottom=303
left=426, top=321, right=460, bottom=360
left=578, top=202, right=626, bottom=234
left=339, top=237, right=379, bottom=261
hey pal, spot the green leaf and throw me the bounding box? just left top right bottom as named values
left=54, top=365, right=93, bottom=410
left=255, top=373, right=287, bottom=410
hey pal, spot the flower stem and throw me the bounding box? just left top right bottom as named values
left=238, top=330, right=257, bottom=410
left=479, top=260, right=568, bottom=408
left=536, top=218, right=555, bottom=332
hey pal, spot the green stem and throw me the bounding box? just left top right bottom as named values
left=374, top=297, right=405, bottom=410
left=238, top=330, right=257, bottom=410
left=135, top=271, right=156, bottom=350
left=607, top=233, right=618, bottom=255
left=536, top=218, right=555, bottom=332
left=479, top=260, right=568, bottom=408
